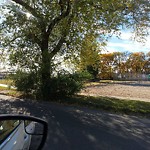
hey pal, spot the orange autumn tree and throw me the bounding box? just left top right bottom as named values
left=99, top=53, right=114, bottom=79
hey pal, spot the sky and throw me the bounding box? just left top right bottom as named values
left=104, top=31, right=150, bottom=54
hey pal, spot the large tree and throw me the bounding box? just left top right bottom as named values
left=127, top=52, right=146, bottom=74
left=76, top=33, right=101, bottom=80
left=99, top=53, right=115, bottom=79
left=0, top=0, right=150, bottom=100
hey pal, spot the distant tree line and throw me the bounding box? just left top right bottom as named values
left=99, top=51, right=150, bottom=80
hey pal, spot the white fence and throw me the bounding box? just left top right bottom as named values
left=113, top=73, right=150, bottom=81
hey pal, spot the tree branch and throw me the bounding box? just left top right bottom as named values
left=47, top=0, right=71, bottom=35
left=50, top=36, right=66, bottom=58
left=3, top=35, right=22, bottom=47
left=50, top=14, right=73, bottom=57
left=11, top=0, right=44, bottom=25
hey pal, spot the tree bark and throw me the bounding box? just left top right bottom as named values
left=41, top=35, right=51, bottom=101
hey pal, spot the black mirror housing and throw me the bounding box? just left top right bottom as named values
left=0, top=114, right=48, bottom=150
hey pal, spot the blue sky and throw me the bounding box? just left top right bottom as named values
left=105, top=30, right=150, bottom=54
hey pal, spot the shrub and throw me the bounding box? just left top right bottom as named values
left=48, top=71, right=92, bottom=98
left=72, top=71, right=93, bottom=82
left=13, top=70, right=41, bottom=98
left=49, top=73, right=81, bottom=98
left=13, top=70, right=90, bottom=100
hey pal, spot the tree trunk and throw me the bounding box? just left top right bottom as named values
left=41, top=36, right=51, bottom=101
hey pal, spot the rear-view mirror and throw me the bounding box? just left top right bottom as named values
left=0, top=115, right=48, bottom=150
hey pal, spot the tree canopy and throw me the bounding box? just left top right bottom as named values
left=0, top=0, right=150, bottom=100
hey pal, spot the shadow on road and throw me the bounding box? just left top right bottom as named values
left=0, top=96, right=150, bottom=150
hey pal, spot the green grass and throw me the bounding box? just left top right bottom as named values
left=0, top=86, right=9, bottom=90
left=0, top=87, right=22, bottom=97
left=57, top=95, right=150, bottom=118
left=0, top=79, right=13, bottom=85
left=84, top=80, right=139, bottom=87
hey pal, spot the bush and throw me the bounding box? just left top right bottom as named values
left=73, top=71, right=93, bottom=81
left=49, top=73, right=83, bottom=98
left=13, top=71, right=90, bottom=100
left=13, top=70, right=41, bottom=98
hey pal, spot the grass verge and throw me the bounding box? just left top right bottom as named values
left=0, top=86, right=9, bottom=90
left=0, top=87, right=22, bottom=97
left=57, top=95, right=150, bottom=118
left=0, top=79, right=13, bottom=85
left=0, top=87, right=150, bottom=118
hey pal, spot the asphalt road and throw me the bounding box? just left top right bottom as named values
left=0, top=95, right=150, bottom=150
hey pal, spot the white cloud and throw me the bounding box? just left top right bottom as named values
left=106, top=41, right=150, bottom=53
left=105, top=30, right=150, bottom=53
left=120, top=32, right=132, bottom=40
left=144, top=38, right=150, bottom=48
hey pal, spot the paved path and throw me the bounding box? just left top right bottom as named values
left=0, top=95, right=150, bottom=150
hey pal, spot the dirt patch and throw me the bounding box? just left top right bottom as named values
left=80, top=81, right=150, bottom=102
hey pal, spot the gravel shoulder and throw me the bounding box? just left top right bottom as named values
left=80, top=81, right=150, bottom=102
